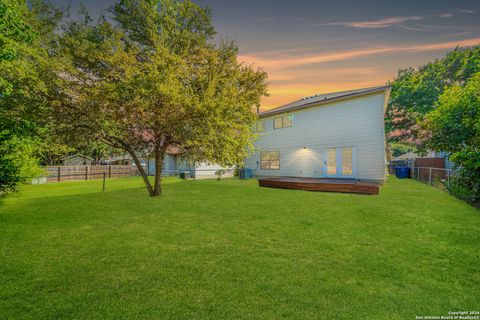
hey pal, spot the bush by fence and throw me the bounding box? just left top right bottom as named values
left=403, top=166, right=479, bottom=207
left=412, top=167, right=454, bottom=190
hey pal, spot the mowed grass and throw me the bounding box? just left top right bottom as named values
left=0, top=177, right=479, bottom=319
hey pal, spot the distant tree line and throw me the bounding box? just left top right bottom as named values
left=387, top=46, right=480, bottom=206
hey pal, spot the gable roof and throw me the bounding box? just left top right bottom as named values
left=62, top=153, right=93, bottom=161
left=392, top=151, right=444, bottom=161
left=259, top=85, right=391, bottom=117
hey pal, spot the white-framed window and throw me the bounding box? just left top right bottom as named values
left=273, top=115, right=292, bottom=129
left=255, top=120, right=265, bottom=132
left=260, top=151, right=280, bottom=170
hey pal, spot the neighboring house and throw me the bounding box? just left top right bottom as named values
left=147, top=146, right=234, bottom=179
left=392, top=150, right=453, bottom=170
left=147, top=147, right=187, bottom=176
left=106, top=156, right=150, bottom=167
left=392, top=151, right=449, bottom=161
left=62, top=154, right=93, bottom=166
left=107, top=157, right=136, bottom=166
left=244, top=86, right=391, bottom=183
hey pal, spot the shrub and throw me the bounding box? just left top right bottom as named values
left=448, top=172, right=480, bottom=207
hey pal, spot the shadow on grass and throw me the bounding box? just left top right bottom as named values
left=7, top=176, right=190, bottom=201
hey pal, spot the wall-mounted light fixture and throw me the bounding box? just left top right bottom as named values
left=303, top=146, right=307, bottom=149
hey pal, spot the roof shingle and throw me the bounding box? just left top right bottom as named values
left=259, top=85, right=390, bottom=117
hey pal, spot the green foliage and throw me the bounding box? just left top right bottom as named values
left=0, top=130, right=43, bottom=194
left=424, top=72, right=480, bottom=205
left=448, top=175, right=480, bottom=207
left=386, top=46, right=480, bottom=143
left=389, top=142, right=415, bottom=158
left=387, top=46, right=480, bottom=206
left=0, top=0, right=34, bottom=61
left=0, top=0, right=38, bottom=195
left=74, top=140, right=120, bottom=165
left=57, top=0, right=268, bottom=196
left=215, top=169, right=225, bottom=180
left=0, top=0, right=64, bottom=195
left=34, top=133, right=74, bottom=165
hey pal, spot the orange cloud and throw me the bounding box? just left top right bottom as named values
left=239, top=38, right=480, bottom=70
left=312, top=16, right=424, bottom=29
left=240, top=38, right=480, bottom=110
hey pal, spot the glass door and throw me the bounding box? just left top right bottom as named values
left=324, top=147, right=355, bottom=178
left=326, top=148, right=337, bottom=176
left=341, top=148, right=353, bottom=176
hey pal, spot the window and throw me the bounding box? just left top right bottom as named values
left=273, top=115, right=292, bottom=129
left=342, top=148, right=353, bottom=176
left=274, top=117, right=283, bottom=129
left=255, top=121, right=265, bottom=132
left=260, top=151, right=280, bottom=170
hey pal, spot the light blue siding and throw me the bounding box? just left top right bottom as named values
left=147, top=154, right=183, bottom=176
left=245, top=92, right=387, bottom=182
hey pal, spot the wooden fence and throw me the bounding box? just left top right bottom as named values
left=43, top=165, right=144, bottom=183
left=388, top=157, right=446, bottom=178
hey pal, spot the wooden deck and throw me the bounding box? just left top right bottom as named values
left=258, top=177, right=380, bottom=195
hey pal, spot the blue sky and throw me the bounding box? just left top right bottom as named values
left=54, top=0, right=480, bottom=109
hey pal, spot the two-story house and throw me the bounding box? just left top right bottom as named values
left=245, top=86, right=391, bottom=183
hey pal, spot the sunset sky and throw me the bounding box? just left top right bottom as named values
left=58, top=0, right=480, bottom=110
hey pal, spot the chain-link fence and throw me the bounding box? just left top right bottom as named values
left=411, top=166, right=456, bottom=191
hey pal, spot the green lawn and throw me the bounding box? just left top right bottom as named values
left=0, top=177, right=479, bottom=319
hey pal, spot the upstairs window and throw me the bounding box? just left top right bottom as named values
left=255, top=120, right=265, bottom=132
left=273, top=115, right=292, bottom=129
left=260, top=151, right=280, bottom=170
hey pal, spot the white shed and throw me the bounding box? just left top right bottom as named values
left=62, top=154, right=94, bottom=166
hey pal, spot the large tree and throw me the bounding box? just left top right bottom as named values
left=57, top=0, right=268, bottom=196
left=0, top=0, right=59, bottom=194
left=423, top=72, right=480, bottom=205
left=386, top=46, right=480, bottom=145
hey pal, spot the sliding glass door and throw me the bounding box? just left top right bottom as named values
left=324, top=147, right=355, bottom=178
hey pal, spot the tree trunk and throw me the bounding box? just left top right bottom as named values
left=127, top=149, right=155, bottom=196
left=152, top=146, right=167, bottom=196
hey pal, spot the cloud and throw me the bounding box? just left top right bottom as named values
left=294, top=17, right=309, bottom=23
left=268, top=66, right=381, bottom=83
left=395, top=24, right=432, bottom=32
left=437, top=13, right=453, bottom=18
left=457, top=9, right=475, bottom=14
left=243, top=35, right=480, bottom=109
left=258, top=17, right=275, bottom=22
left=313, top=16, right=424, bottom=29
left=239, top=38, right=480, bottom=70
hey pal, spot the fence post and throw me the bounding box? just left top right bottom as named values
left=58, top=166, right=61, bottom=182
left=103, top=172, right=106, bottom=192
left=447, top=170, right=451, bottom=189
left=109, top=165, right=112, bottom=178
left=429, top=167, right=432, bottom=186
left=85, top=166, right=89, bottom=180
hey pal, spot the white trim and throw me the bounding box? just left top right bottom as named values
left=322, top=146, right=357, bottom=179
